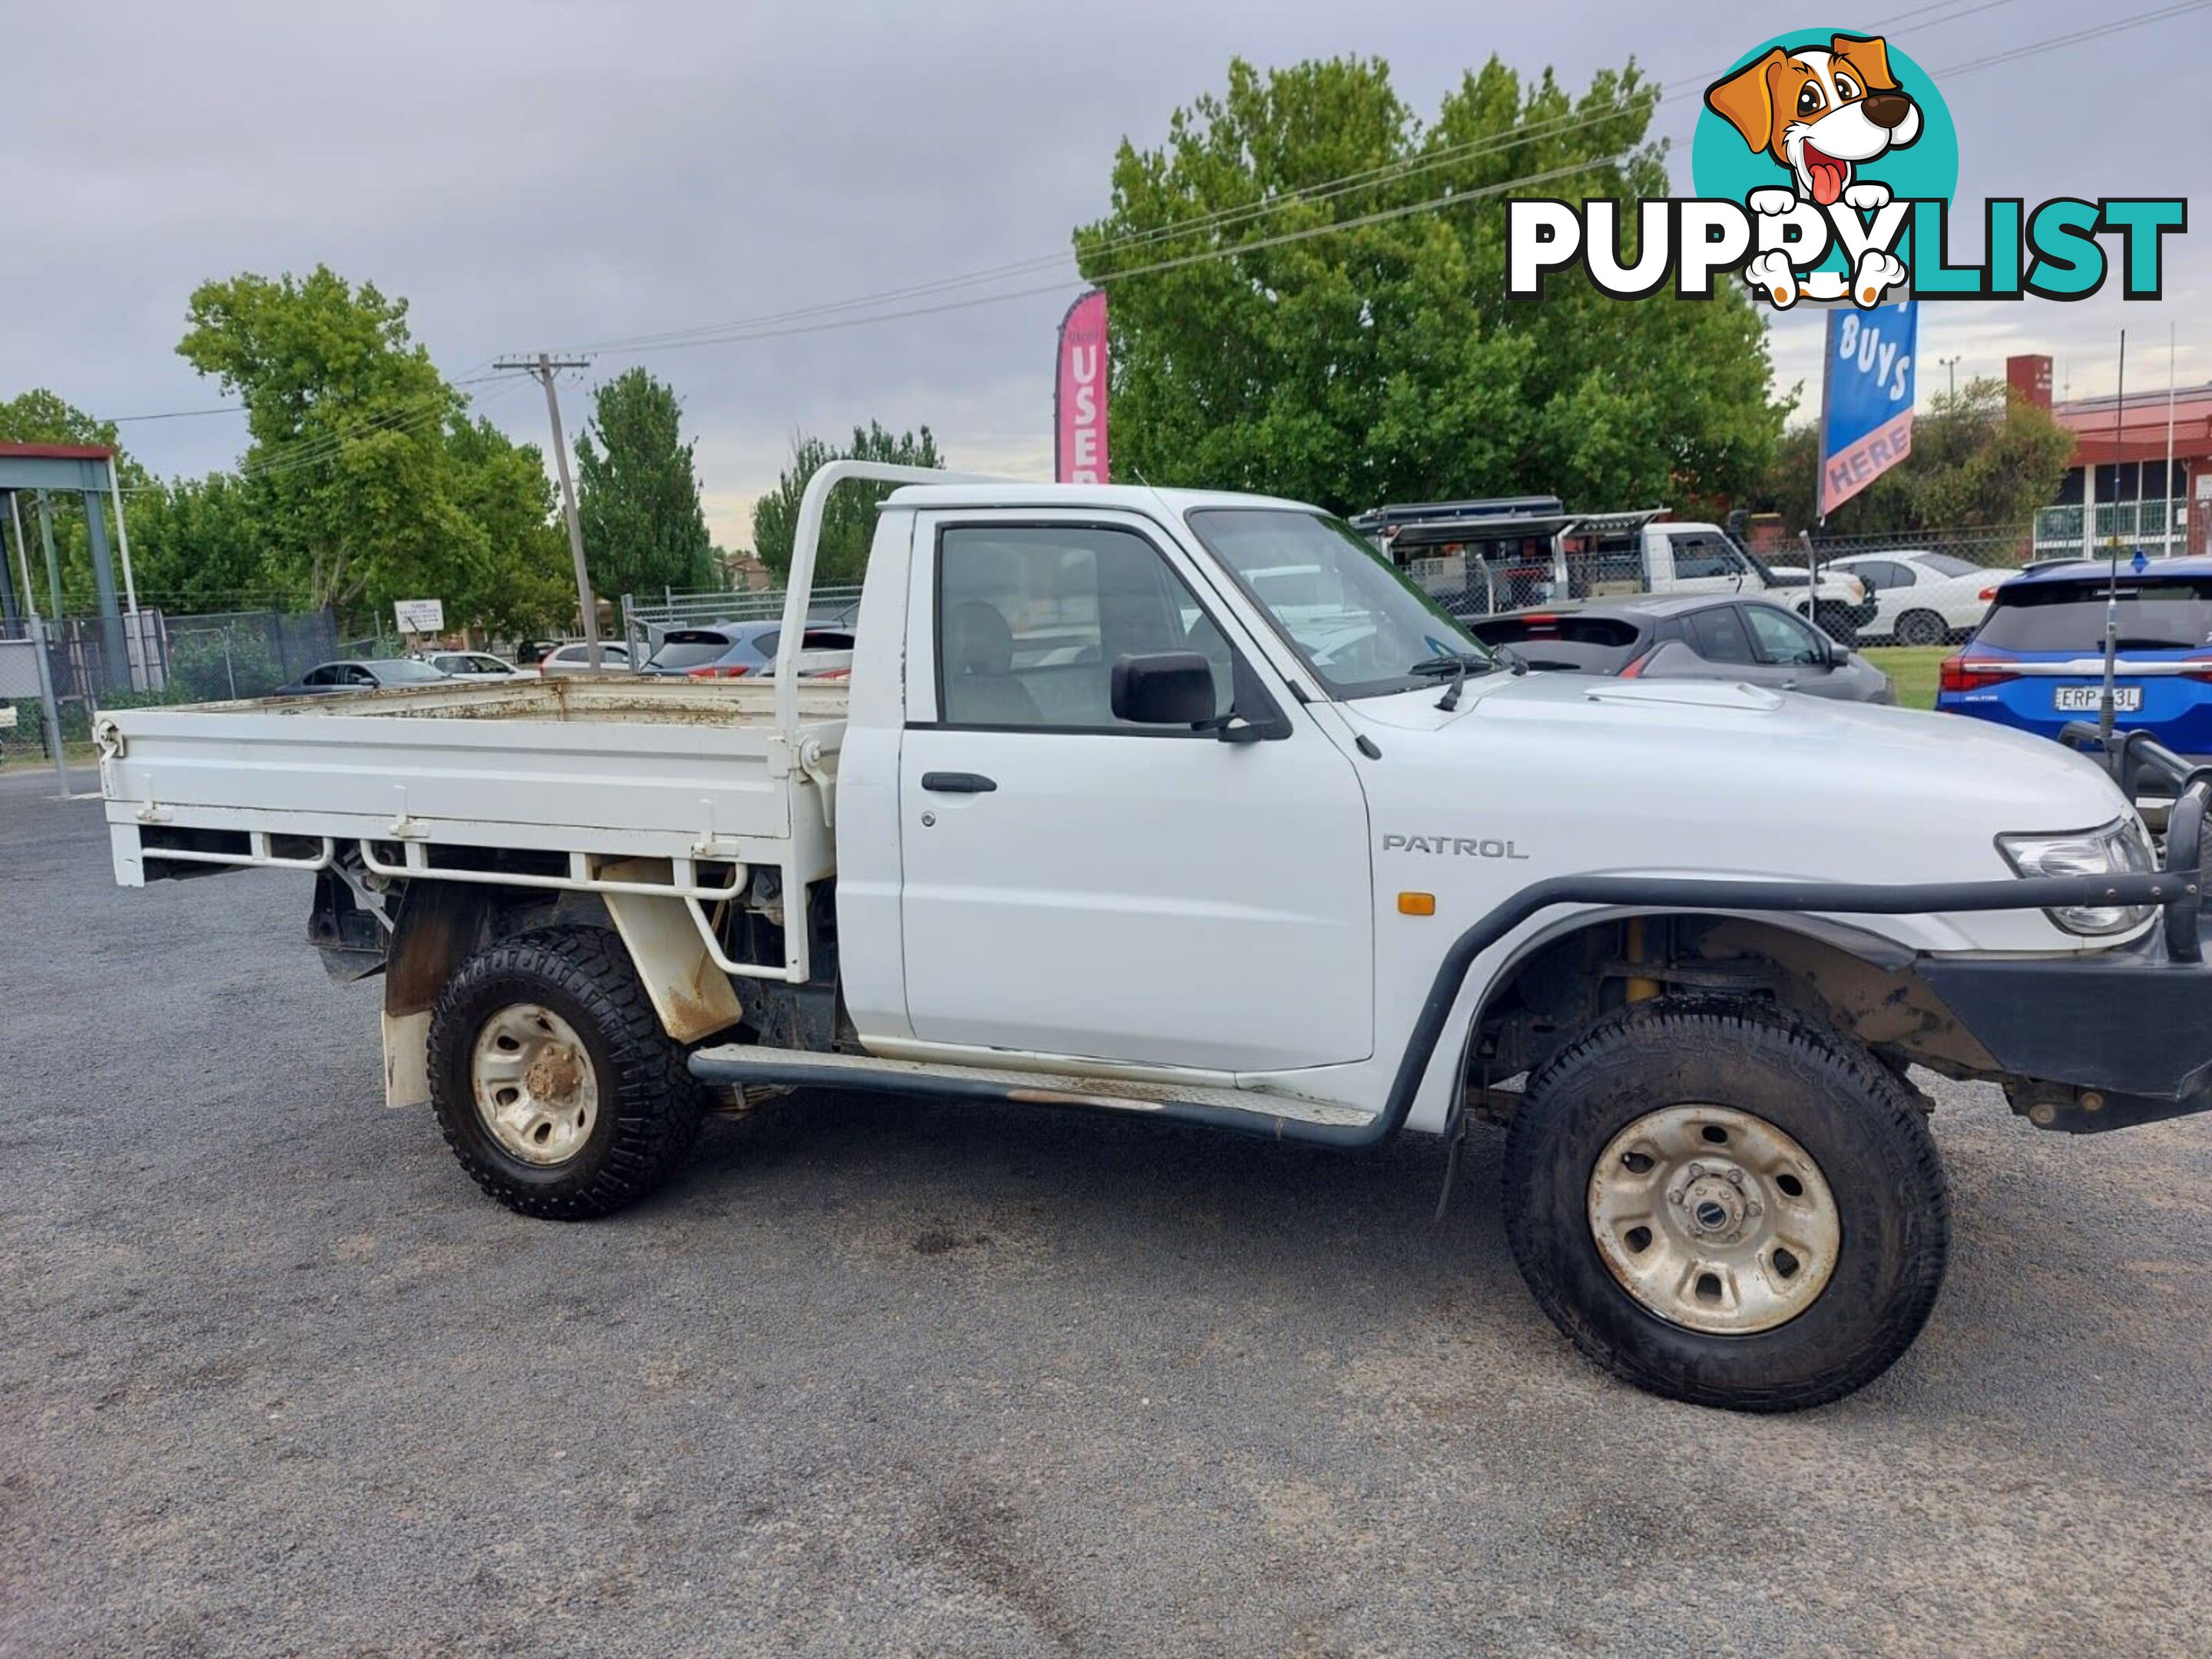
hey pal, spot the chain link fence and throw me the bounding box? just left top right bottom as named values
left=160, top=609, right=339, bottom=700
left=1, top=608, right=337, bottom=760
left=1800, top=526, right=2033, bottom=569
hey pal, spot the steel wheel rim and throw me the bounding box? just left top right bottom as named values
left=470, top=1002, right=600, bottom=1166
left=1587, top=1104, right=1841, bottom=1336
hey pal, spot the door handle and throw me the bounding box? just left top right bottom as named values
left=921, top=771, right=998, bottom=793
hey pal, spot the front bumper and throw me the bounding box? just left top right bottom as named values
left=1916, top=923, right=2212, bottom=1132
left=1906, top=724, right=2212, bottom=1133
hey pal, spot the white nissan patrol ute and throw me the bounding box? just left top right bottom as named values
left=96, top=463, right=2212, bottom=1411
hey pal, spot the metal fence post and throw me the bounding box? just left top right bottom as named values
left=28, top=614, right=68, bottom=795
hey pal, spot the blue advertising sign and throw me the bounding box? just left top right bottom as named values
left=1819, top=300, right=1918, bottom=517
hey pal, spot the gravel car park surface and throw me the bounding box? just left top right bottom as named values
left=5, top=770, right=2212, bottom=1657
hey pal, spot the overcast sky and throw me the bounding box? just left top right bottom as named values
left=5, top=0, right=2204, bottom=548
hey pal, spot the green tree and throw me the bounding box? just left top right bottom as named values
left=445, top=416, right=575, bottom=638
left=574, top=369, right=717, bottom=598
left=177, top=266, right=495, bottom=629
left=0, top=387, right=127, bottom=455
left=1072, top=55, right=1785, bottom=515
left=751, top=422, right=944, bottom=583
left=124, top=472, right=273, bottom=612
left=1759, top=379, right=2075, bottom=541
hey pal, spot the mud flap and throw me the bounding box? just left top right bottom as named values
left=598, top=865, right=745, bottom=1045
left=383, top=1010, right=432, bottom=1110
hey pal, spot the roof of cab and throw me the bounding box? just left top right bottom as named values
left=881, top=482, right=1320, bottom=515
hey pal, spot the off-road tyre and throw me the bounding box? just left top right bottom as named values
left=428, top=925, right=704, bottom=1220
left=1503, top=998, right=1949, bottom=1412
left=1895, top=608, right=1948, bottom=648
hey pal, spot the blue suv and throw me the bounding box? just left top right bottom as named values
left=1936, top=556, right=2212, bottom=761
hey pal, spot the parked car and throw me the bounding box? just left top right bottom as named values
left=1818, top=551, right=2013, bottom=646
left=1465, top=595, right=1896, bottom=703
left=1750, top=564, right=1882, bottom=640
left=535, top=641, right=632, bottom=677
left=422, top=651, right=527, bottom=680
left=1936, top=556, right=2212, bottom=760
left=274, top=658, right=453, bottom=697
left=641, top=621, right=857, bottom=680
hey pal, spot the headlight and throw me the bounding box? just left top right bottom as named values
left=1998, top=818, right=2156, bottom=935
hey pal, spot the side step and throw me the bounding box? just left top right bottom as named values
left=687, top=1044, right=1379, bottom=1145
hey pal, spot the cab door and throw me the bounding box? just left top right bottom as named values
left=895, top=512, right=1374, bottom=1074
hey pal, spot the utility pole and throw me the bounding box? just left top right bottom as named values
left=1939, top=355, right=1962, bottom=401
left=495, top=353, right=601, bottom=667
left=2164, top=323, right=2178, bottom=558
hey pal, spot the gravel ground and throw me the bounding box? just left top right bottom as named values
left=5, top=771, right=2211, bottom=1657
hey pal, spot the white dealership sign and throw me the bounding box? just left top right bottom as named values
left=394, top=598, right=445, bottom=634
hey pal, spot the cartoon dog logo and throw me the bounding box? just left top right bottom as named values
left=1705, top=35, right=1922, bottom=307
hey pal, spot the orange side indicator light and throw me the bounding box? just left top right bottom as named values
left=1398, top=892, right=1436, bottom=916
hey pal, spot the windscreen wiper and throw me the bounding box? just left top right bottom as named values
left=1409, top=651, right=1498, bottom=711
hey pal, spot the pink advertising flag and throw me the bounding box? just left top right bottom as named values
left=1055, top=290, right=1109, bottom=484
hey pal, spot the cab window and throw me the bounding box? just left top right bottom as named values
left=935, top=524, right=1233, bottom=730
left=1671, top=535, right=1746, bottom=580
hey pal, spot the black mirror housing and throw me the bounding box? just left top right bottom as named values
left=1111, top=651, right=1217, bottom=727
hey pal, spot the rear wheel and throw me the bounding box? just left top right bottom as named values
left=428, top=926, right=704, bottom=1219
left=1895, top=608, right=1947, bottom=647
left=1503, top=999, right=1949, bottom=1411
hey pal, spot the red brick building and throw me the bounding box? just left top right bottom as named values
left=2012, top=354, right=2210, bottom=558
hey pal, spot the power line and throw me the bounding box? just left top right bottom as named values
left=96, top=373, right=533, bottom=495
left=1931, top=0, right=2212, bottom=71
left=96, top=366, right=512, bottom=437
left=77, top=0, right=2210, bottom=463
left=571, top=0, right=2197, bottom=367
left=558, top=0, right=2038, bottom=360
left=108, top=403, right=247, bottom=423
left=589, top=154, right=1628, bottom=363
left=225, top=368, right=524, bottom=484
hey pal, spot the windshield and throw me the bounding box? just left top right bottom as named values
left=1184, top=508, right=1490, bottom=697
left=375, top=659, right=449, bottom=684
left=1977, top=577, right=2212, bottom=652
left=1918, top=553, right=1978, bottom=578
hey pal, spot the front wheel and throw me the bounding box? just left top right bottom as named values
left=1503, top=999, right=1949, bottom=1411
left=428, top=926, right=704, bottom=1219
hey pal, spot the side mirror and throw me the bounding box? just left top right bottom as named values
left=1111, top=651, right=1217, bottom=727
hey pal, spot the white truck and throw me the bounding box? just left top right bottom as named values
left=96, top=464, right=2212, bottom=1412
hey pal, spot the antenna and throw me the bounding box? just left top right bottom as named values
left=2097, top=331, right=2127, bottom=754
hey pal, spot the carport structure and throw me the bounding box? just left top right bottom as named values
left=0, top=441, right=143, bottom=689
